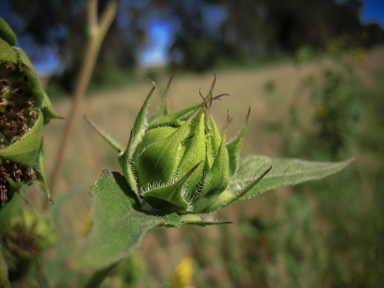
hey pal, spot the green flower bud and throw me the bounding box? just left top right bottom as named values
left=3, top=209, right=55, bottom=260
left=0, top=17, right=59, bottom=208
left=87, top=76, right=271, bottom=215
left=132, top=98, right=230, bottom=214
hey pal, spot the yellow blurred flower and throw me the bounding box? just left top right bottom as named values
left=354, top=47, right=365, bottom=65
left=81, top=208, right=93, bottom=235
left=170, top=257, right=195, bottom=288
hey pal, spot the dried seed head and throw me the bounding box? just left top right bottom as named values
left=0, top=159, right=37, bottom=206
left=0, top=79, right=10, bottom=86
left=0, top=61, right=39, bottom=147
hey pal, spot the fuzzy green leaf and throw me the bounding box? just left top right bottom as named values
left=0, top=112, right=43, bottom=166
left=204, top=156, right=352, bottom=213
left=235, top=155, right=352, bottom=200
left=66, top=171, right=182, bottom=270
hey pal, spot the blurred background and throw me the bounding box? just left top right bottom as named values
left=1, top=0, right=384, bottom=287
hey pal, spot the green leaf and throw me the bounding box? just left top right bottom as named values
left=65, top=171, right=182, bottom=270
left=180, top=214, right=233, bottom=226
left=0, top=191, right=23, bottom=234
left=192, top=120, right=229, bottom=213
left=149, top=76, right=172, bottom=124
left=84, top=115, right=125, bottom=152
left=119, top=83, right=156, bottom=194
left=0, top=38, right=17, bottom=62
left=205, top=156, right=352, bottom=213
left=235, top=155, right=353, bottom=200
left=83, top=262, right=120, bottom=288
left=0, top=112, right=43, bottom=167
left=142, top=161, right=203, bottom=214
left=130, top=83, right=156, bottom=153
left=33, top=139, right=51, bottom=199
left=202, top=166, right=271, bottom=213
left=226, top=107, right=250, bottom=176
left=0, top=17, right=17, bottom=47
left=41, top=91, right=61, bottom=124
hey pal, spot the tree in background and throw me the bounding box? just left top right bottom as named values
left=2, top=0, right=383, bottom=82
left=2, top=0, right=147, bottom=92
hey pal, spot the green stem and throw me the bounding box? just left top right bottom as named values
left=0, top=248, right=10, bottom=288
left=83, top=261, right=120, bottom=288
left=18, top=260, right=31, bottom=288
left=47, top=0, right=118, bottom=206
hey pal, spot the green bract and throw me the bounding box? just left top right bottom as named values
left=0, top=17, right=59, bottom=208
left=87, top=76, right=271, bottom=214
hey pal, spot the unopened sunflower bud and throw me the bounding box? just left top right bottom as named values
left=88, top=76, right=271, bottom=215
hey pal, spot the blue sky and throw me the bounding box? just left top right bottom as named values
left=360, top=0, right=384, bottom=26
left=140, top=19, right=173, bottom=67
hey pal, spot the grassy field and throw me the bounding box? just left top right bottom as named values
left=29, top=47, right=384, bottom=287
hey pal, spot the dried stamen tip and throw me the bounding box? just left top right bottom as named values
left=5, top=62, right=15, bottom=72
left=199, top=88, right=208, bottom=109
left=47, top=195, right=54, bottom=205
left=212, top=93, right=233, bottom=101
left=166, top=76, right=173, bottom=91
left=1, top=187, right=8, bottom=202
left=129, top=128, right=133, bottom=140
left=28, top=110, right=38, bottom=118
left=0, top=79, right=10, bottom=86
left=225, top=110, right=231, bottom=132
left=246, top=106, right=251, bottom=121
left=208, top=72, right=217, bottom=97
left=15, top=88, right=22, bottom=96
left=147, top=78, right=156, bottom=88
